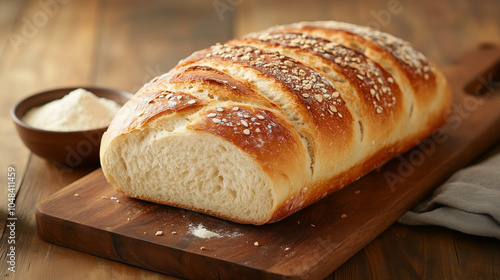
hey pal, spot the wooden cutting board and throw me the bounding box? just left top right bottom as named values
left=36, top=45, right=500, bottom=280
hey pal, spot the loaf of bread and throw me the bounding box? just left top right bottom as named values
left=100, top=21, right=451, bottom=225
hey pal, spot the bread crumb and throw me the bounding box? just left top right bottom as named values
left=101, top=196, right=108, bottom=199
left=171, top=231, right=177, bottom=235
left=127, top=218, right=130, bottom=221
left=144, top=232, right=147, bottom=234
left=355, top=190, right=361, bottom=194
left=200, top=246, right=206, bottom=250
left=73, top=194, right=79, bottom=197
left=341, top=214, right=347, bottom=219
left=155, top=231, right=163, bottom=236
left=310, top=224, right=316, bottom=228
left=297, top=221, right=301, bottom=225
left=254, top=241, right=260, bottom=247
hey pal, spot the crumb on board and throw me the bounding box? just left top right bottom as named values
left=200, top=246, right=206, bottom=250
left=297, top=221, right=300, bottom=225
left=341, top=214, right=347, bottom=218
left=171, top=231, right=177, bottom=235
left=310, top=224, right=316, bottom=228
left=155, top=231, right=163, bottom=236
left=127, top=218, right=130, bottom=221
left=355, top=190, right=361, bottom=194
left=73, top=193, right=79, bottom=197
left=254, top=241, right=260, bottom=247
left=101, top=196, right=108, bottom=199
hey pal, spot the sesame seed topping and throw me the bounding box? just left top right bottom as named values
left=387, top=77, right=394, bottom=83
left=376, top=107, right=383, bottom=114
left=207, top=113, right=216, bottom=118
left=329, top=105, right=337, bottom=112
left=243, top=129, right=250, bottom=135
left=332, top=91, right=340, bottom=98
left=212, top=118, right=221, bottom=123
left=255, top=128, right=261, bottom=132
left=357, top=74, right=364, bottom=80
left=216, top=107, right=224, bottom=112
left=370, top=89, right=376, bottom=96
left=187, top=100, right=196, bottom=105
left=241, top=120, right=249, bottom=127
left=314, top=94, right=323, bottom=102
left=256, top=115, right=265, bottom=120
left=232, top=106, right=239, bottom=111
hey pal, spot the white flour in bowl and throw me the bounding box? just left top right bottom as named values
left=22, top=88, right=121, bottom=131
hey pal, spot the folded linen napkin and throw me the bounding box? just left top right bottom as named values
left=398, top=151, right=500, bottom=239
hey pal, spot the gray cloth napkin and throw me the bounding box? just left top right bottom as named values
left=398, top=152, right=500, bottom=240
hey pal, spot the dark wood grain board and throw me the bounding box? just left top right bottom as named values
left=36, top=45, right=500, bottom=280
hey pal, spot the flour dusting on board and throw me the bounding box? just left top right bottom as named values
left=189, top=224, right=221, bottom=239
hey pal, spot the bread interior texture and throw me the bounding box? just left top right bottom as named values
left=103, top=121, right=273, bottom=224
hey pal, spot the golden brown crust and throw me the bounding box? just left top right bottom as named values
left=187, top=104, right=303, bottom=177
left=232, top=32, right=403, bottom=117
left=230, top=32, right=407, bottom=143
left=167, top=65, right=273, bottom=106
left=176, top=44, right=353, bottom=129
left=271, top=22, right=437, bottom=91
left=103, top=90, right=206, bottom=141
left=101, top=21, right=452, bottom=225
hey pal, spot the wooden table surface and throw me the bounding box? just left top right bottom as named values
left=1, top=0, right=500, bottom=279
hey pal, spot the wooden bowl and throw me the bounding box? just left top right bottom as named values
left=11, top=87, right=133, bottom=168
